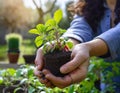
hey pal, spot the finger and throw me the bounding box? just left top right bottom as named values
left=45, top=81, right=55, bottom=88
left=60, top=52, right=88, bottom=74
left=34, top=67, right=41, bottom=77
left=34, top=48, right=44, bottom=70
left=70, top=59, right=89, bottom=84
left=34, top=67, right=45, bottom=79
left=45, top=73, right=72, bottom=88
left=39, top=78, right=48, bottom=84
left=40, top=69, right=56, bottom=88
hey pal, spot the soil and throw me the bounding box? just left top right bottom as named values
left=43, top=51, right=71, bottom=77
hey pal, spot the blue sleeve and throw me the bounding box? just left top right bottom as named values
left=96, top=23, right=120, bottom=59
left=62, top=15, right=94, bottom=42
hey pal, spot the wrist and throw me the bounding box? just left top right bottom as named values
left=84, top=39, right=108, bottom=57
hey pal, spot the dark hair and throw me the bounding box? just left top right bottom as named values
left=114, top=0, right=120, bottom=24
left=69, top=0, right=120, bottom=32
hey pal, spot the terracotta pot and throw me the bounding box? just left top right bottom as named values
left=43, top=51, right=71, bottom=77
left=7, top=52, right=19, bottom=64
left=23, top=55, right=35, bottom=64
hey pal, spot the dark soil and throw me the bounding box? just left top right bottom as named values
left=43, top=51, right=71, bottom=77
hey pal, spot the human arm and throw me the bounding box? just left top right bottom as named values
left=62, top=15, right=94, bottom=42
left=96, top=23, right=120, bottom=59
left=34, top=16, right=120, bottom=88
left=34, top=38, right=108, bottom=88
left=34, top=15, right=102, bottom=88
left=41, top=21, right=120, bottom=87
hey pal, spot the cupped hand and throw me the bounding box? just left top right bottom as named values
left=37, top=44, right=90, bottom=88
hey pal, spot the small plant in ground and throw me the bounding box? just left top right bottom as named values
left=0, top=68, right=22, bottom=93
left=14, top=65, right=46, bottom=93
left=0, top=59, right=119, bottom=92
left=0, top=68, right=17, bottom=86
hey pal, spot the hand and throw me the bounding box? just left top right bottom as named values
left=34, top=47, right=55, bottom=88
left=34, top=38, right=79, bottom=80
left=39, top=44, right=90, bottom=88
left=34, top=48, right=46, bottom=83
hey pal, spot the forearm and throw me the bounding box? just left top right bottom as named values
left=68, top=38, right=80, bottom=45
left=84, top=39, right=108, bottom=57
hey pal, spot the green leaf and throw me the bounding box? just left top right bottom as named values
left=7, top=68, right=16, bottom=76
left=88, top=64, right=95, bottom=72
left=36, top=24, right=47, bottom=33
left=59, top=29, right=66, bottom=35
left=14, top=87, right=23, bottom=93
left=54, top=9, right=63, bottom=24
left=35, top=36, right=43, bottom=47
left=16, top=69, right=22, bottom=77
left=28, top=86, right=35, bottom=93
left=27, top=69, right=34, bottom=78
left=29, top=29, right=39, bottom=35
left=68, top=85, right=74, bottom=93
left=20, top=78, right=28, bottom=84
left=66, top=41, right=73, bottom=49
left=45, top=19, right=56, bottom=27
left=0, top=77, right=3, bottom=84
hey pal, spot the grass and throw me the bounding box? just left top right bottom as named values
left=0, top=39, right=36, bottom=64
left=0, top=45, right=7, bottom=62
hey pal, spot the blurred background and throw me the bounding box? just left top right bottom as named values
left=0, top=0, right=74, bottom=64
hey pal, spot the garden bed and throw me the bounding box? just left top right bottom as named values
left=0, top=58, right=120, bottom=93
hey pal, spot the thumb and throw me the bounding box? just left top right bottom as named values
left=60, top=59, right=79, bottom=74
left=34, top=48, right=44, bottom=70
left=60, top=53, right=88, bottom=74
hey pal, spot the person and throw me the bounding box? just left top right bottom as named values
left=34, top=0, right=120, bottom=92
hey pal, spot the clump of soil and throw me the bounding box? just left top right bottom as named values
left=43, top=51, right=71, bottom=77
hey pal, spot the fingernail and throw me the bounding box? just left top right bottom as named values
left=60, top=66, right=67, bottom=73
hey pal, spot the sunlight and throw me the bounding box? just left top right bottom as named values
left=23, top=0, right=73, bottom=9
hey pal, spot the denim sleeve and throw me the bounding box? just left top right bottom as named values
left=96, top=23, right=120, bottom=59
left=62, top=15, right=93, bottom=42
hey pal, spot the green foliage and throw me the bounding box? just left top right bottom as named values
left=5, top=33, right=22, bottom=53
left=0, top=68, right=16, bottom=86
left=15, top=65, right=41, bottom=93
left=0, top=45, right=7, bottom=60
left=0, top=58, right=120, bottom=92
left=29, top=9, right=73, bottom=54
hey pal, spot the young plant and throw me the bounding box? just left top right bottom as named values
left=29, top=9, right=73, bottom=77
left=14, top=65, right=44, bottom=93
left=29, top=9, right=73, bottom=54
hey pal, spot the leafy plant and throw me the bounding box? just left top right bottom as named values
left=29, top=9, right=73, bottom=54
left=14, top=65, right=45, bottom=93
left=0, top=68, right=17, bottom=86
left=0, top=58, right=120, bottom=93
left=5, top=33, right=22, bottom=53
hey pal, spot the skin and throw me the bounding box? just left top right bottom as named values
left=106, top=0, right=117, bottom=11
left=34, top=0, right=116, bottom=89
left=34, top=38, right=108, bottom=88
left=106, top=0, right=117, bottom=27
